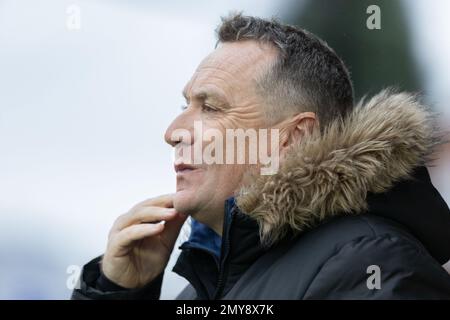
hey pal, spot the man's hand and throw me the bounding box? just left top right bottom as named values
left=101, top=194, right=187, bottom=289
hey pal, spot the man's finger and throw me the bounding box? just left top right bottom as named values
left=132, top=194, right=175, bottom=210
left=113, top=207, right=177, bottom=232
left=111, top=223, right=165, bottom=255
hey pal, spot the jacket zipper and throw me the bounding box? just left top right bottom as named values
left=214, top=201, right=234, bottom=299
left=214, top=235, right=230, bottom=299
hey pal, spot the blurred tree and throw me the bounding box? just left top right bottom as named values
left=283, top=0, right=422, bottom=100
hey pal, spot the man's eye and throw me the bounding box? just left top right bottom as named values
left=202, top=104, right=217, bottom=113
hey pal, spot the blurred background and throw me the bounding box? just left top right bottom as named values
left=0, top=0, right=449, bottom=299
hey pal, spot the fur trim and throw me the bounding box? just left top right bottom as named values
left=236, top=89, right=441, bottom=246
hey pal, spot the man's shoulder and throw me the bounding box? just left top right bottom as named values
left=283, top=213, right=427, bottom=265
left=311, top=213, right=419, bottom=243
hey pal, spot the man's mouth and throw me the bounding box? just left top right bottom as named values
left=174, top=163, right=200, bottom=174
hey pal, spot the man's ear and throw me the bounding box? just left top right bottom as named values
left=278, top=112, right=317, bottom=156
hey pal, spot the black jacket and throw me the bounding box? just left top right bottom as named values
left=72, top=91, right=450, bottom=300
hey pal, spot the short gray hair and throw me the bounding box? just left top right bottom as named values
left=216, top=13, right=354, bottom=129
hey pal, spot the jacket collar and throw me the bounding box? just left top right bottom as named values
left=173, top=165, right=450, bottom=299
left=173, top=197, right=266, bottom=299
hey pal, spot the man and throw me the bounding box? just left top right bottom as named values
left=72, top=14, right=450, bottom=299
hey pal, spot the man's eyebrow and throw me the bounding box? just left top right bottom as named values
left=182, top=88, right=229, bottom=106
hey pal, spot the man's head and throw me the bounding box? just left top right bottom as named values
left=164, top=13, right=354, bottom=233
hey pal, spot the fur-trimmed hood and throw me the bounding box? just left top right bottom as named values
left=237, top=89, right=446, bottom=248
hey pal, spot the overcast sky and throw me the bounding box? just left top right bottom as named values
left=0, top=0, right=449, bottom=299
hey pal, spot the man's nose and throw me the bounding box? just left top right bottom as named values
left=164, top=112, right=194, bottom=147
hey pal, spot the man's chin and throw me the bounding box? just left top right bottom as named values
left=173, top=189, right=197, bottom=216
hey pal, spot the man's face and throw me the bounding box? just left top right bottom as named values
left=164, top=40, right=278, bottom=233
